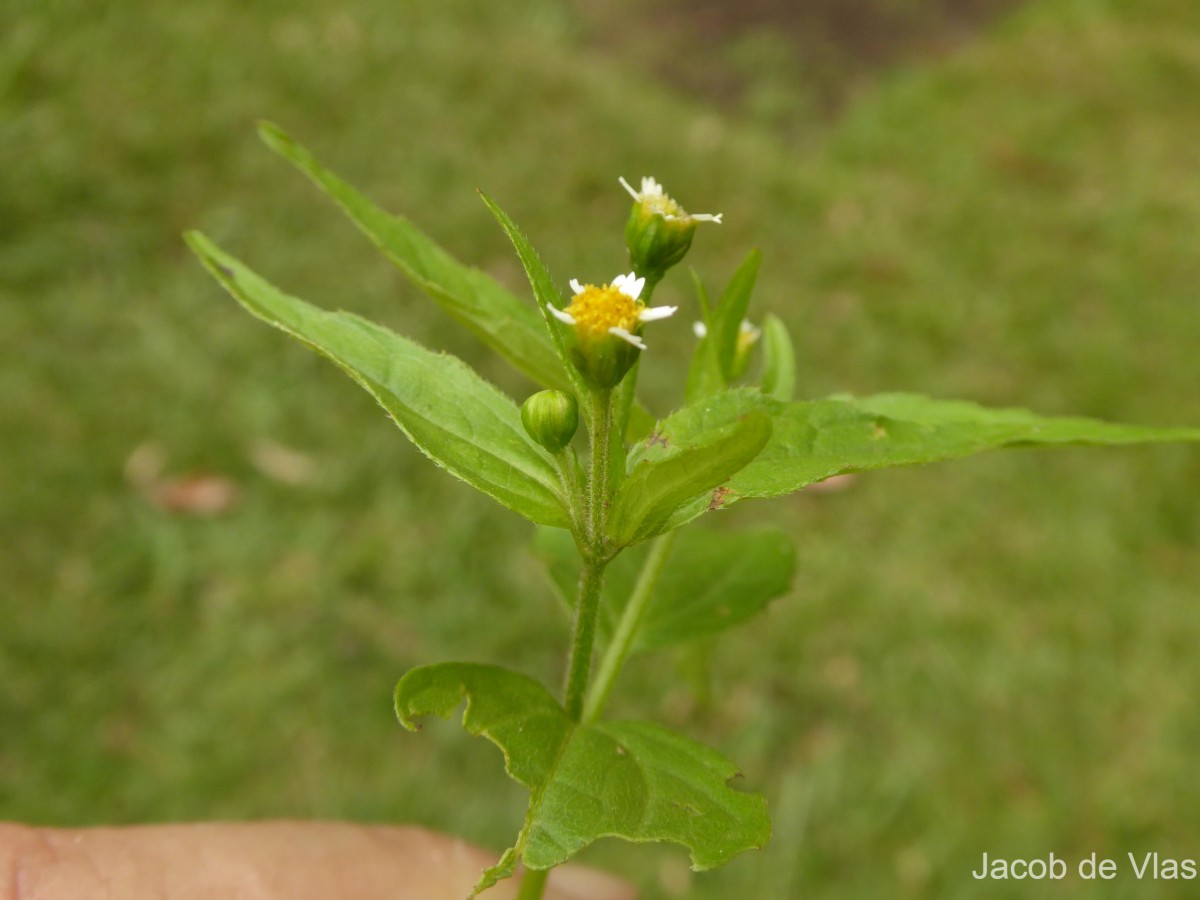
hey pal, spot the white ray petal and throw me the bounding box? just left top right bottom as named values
left=569, top=278, right=585, bottom=295
left=638, top=305, right=677, bottom=322
left=548, top=306, right=576, bottom=325
left=608, top=326, right=648, bottom=350
left=618, top=176, right=640, bottom=201
left=612, top=272, right=646, bottom=300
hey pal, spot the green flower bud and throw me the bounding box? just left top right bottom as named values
left=620, top=176, right=722, bottom=280
left=521, top=390, right=579, bottom=453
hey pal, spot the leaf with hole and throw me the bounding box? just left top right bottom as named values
left=394, top=663, right=770, bottom=896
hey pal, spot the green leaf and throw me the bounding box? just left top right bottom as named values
left=636, top=388, right=1200, bottom=504
left=187, top=232, right=570, bottom=528
left=625, top=399, right=657, bottom=444
left=635, top=528, right=795, bottom=649
left=478, top=193, right=587, bottom=399
left=760, top=314, right=796, bottom=402
left=534, top=526, right=795, bottom=650
left=711, top=249, right=761, bottom=381
left=394, top=663, right=769, bottom=895
left=258, top=123, right=570, bottom=392
left=610, top=413, right=772, bottom=545
left=685, top=270, right=724, bottom=403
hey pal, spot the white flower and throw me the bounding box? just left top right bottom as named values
left=549, top=272, right=677, bottom=349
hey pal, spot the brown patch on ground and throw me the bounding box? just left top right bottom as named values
left=679, top=0, right=1019, bottom=66
left=592, top=0, right=1025, bottom=116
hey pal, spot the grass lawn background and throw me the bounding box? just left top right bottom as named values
left=4, top=1, right=1200, bottom=896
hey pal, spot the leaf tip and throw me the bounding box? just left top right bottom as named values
left=257, top=120, right=290, bottom=151
left=183, top=232, right=235, bottom=280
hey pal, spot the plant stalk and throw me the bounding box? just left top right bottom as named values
left=585, top=389, right=613, bottom=547
left=563, top=555, right=608, bottom=721
left=562, top=389, right=614, bottom=721
left=582, top=531, right=676, bottom=722
left=516, top=868, right=550, bottom=900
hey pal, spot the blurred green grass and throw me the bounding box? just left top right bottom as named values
left=3, top=0, right=1200, bottom=897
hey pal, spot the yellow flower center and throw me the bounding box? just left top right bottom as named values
left=645, top=194, right=683, bottom=218
left=566, top=285, right=644, bottom=337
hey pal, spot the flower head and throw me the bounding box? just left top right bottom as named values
left=620, top=176, right=721, bottom=279
left=549, top=272, right=677, bottom=387
left=619, top=177, right=723, bottom=224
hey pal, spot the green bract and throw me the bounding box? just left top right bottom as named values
left=189, top=124, right=1200, bottom=899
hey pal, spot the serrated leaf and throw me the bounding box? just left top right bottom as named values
left=394, top=663, right=769, bottom=895
left=634, top=388, right=1200, bottom=503
left=258, top=123, right=570, bottom=392
left=534, top=526, right=795, bottom=650
left=477, top=193, right=587, bottom=398
left=610, top=413, right=772, bottom=545
left=760, top=314, right=796, bottom=402
left=187, top=232, right=570, bottom=528
left=479, top=192, right=659, bottom=432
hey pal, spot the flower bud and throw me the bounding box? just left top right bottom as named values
left=619, top=176, right=721, bottom=280
left=521, top=390, right=579, bottom=453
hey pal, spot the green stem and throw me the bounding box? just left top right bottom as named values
left=562, top=555, right=608, bottom=721
left=582, top=531, right=677, bottom=723
left=562, top=388, right=615, bottom=721
left=586, top=389, right=613, bottom=546
left=516, top=867, right=549, bottom=900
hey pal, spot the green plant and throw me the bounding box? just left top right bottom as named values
left=187, top=123, right=1200, bottom=898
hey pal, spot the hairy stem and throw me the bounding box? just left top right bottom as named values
left=562, top=389, right=615, bottom=721
left=582, top=531, right=676, bottom=722
left=586, top=389, right=613, bottom=547
left=563, top=556, right=608, bottom=721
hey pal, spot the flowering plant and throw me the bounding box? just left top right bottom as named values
left=187, top=124, right=1200, bottom=898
